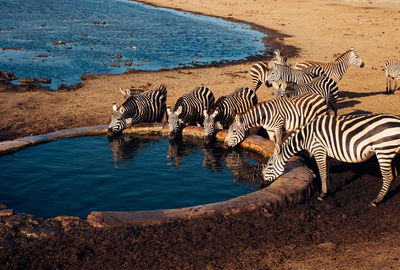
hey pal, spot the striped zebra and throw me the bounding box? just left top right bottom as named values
left=167, top=86, right=215, bottom=138
left=249, top=49, right=288, bottom=91
left=293, top=48, right=364, bottom=82
left=267, top=63, right=325, bottom=86
left=224, top=92, right=328, bottom=147
left=119, top=87, right=145, bottom=102
left=275, top=76, right=339, bottom=115
left=262, top=113, right=400, bottom=206
left=108, top=84, right=167, bottom=135
left=203, top=87, right=258, bottom=139
left=384, top=59, right=400, bottom=94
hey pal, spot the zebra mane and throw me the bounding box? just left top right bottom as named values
left=334, top=48, right=354, bottom=62
left=123, top=84, right=167, bottom=104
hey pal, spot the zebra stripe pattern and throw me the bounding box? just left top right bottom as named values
left=294, top=48, right=364, bottom=82
left=203, top=87, right=258, bottom=138
left=384, top=59, right=400, bottom=94
left=262, top=113, right=400, bottom=206
left=249, top=49, right=288, bottom=91
left=277, top=76, right=339, bottom=115
left=267, top=63, right=325, bottom=86
left=167, top=86, right=215, bottom=138
left=108, top=84, right=167, bottom=135
left=224, top=92, right=328, bottom=147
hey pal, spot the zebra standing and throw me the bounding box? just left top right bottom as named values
left=108, top=84, right=167, bottom=135
left=203, top=87, right=258, bottom=139
left=293, top=48, right=364, bottom=82
left=224, top=92, right=328, bottom=147
left=266, top=63, right=325, bottom=86
left=249, top=49, right=288, bottom=91
left=167, top=86, right=215, bottom=138
left=275, top=76, right=339, bottom=115
left=384, top=59, right=400, bottom=94
left=263, top=113, right=400, bottom=206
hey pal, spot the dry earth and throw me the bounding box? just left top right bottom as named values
left=1, top=0, right=400, bottom=269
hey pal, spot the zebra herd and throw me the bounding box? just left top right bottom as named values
left=108, top=48, right=400, bottom=206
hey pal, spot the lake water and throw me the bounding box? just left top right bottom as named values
left=0, top=136, right=263, bottom=218
left=0, top=0, right=267, bottom=89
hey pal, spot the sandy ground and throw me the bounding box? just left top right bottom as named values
left=1, top=0, right=400, bottom=269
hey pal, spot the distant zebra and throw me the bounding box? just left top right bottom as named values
left=203, top=87, right=258, bottom=139
left=274, top=76, right=339, bottom=115
left=263, top=113, right=400, bottom=206
left=249, top=49, right=288, bottom=91
left=384, top=59, right=400, bottom=94
left=294, top=48, right=364, bottom=82
left=167, top=86, right=215, bottom=138
left=108, top=84, right=167, bottom=135
left=267, top=63, right=325, bottom=86
left=224, top=92, right=328, bottom=147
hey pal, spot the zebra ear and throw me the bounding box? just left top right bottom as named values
left=167, top=106, right=172, bottom=116
left=274, top=49, right=281, bottom=56
left=176, top=106, right=183, bottom=116
left=274, top=144, right=281, bottom=155
left=119, top=88, right=130, bottom=95
left=203, top=109, right=208, bottom=118
left=112, top=101, right=118, bottom=112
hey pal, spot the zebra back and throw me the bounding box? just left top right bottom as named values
left=224, top=92, right=328, bottom=147
left=268, top=63, right=324, bottom=85
left=293, top=48, right=364, bottom=82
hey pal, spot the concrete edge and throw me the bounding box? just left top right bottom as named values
left=0, top=124, right=315, bottom=228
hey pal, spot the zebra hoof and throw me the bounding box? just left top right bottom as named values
left=317, top=193, right=326, bottom=201
left=369, top=202, right=377, bottom=207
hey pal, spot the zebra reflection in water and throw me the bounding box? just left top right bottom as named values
left=167, top=139, right=263, bottom=189
left=107, top=135, right=157, bottom=168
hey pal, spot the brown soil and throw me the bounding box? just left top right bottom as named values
left=1, top=0, right=400, bottom=269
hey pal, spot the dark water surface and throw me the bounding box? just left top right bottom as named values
left=0, top=136, right=263, bottom=218
left=0, top=0, right=266, bottom=89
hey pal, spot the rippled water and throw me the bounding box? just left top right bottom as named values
left=0, top=0, right=266, bottom=89
left=0, top=136, right=263, bottom=218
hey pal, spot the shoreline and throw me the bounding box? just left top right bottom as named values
left=0, top=0, right=298, bottom=93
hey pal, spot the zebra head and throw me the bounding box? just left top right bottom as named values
left=203, top=109, right=219, bottom=139
left=167, top=106, right=184, bottom=138
left=224, top=115, right=246, bottom=147
left=266, top=63, right=281, bottom=84
left=271, top=49, right=287, bottom=66
left=272, top=81, right=287, bottom=98
left=108, top=102, right=131, bottom=135
left=262, top=146, right=285, bottom=184
left=349, top=48, right=364, bottom=68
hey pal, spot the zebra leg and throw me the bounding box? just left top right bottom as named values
left=314, top=150, right=329, bottom=201
left=371, top=153, right=396, bottom=206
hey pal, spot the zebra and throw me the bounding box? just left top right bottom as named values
left=262, top=113, right=400, bottom=207
left=293, top=48, right=364, bottom=82
left=108, top=84, right=167, bottom=135
left=249, top=49, right=288, bottom=91
left=266, top=63, right=325, bottom=86
left=203, top=87, right=258, bottom=139
left=274, top=76, right=339, bottom=115
left=224, top=92, right=328, bottom=147
left=384, top=59, right=400, bottom=94
left=167, top=86, right=215, bottom=138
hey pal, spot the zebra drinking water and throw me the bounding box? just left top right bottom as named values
left=108, top=84, right=167, bottom=135
left=224, top=92, right=328, bottom=147
left=262, top=113, right=400, bottom=206
left=384, top=59, right=400, bottom=94
left=203, top=87, right=258, bottom=139
left=293, top=48, right=364, bottom=82
left=274, top=76, right=339, bottom=115
left=167, top=86, right=215, bottom=138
